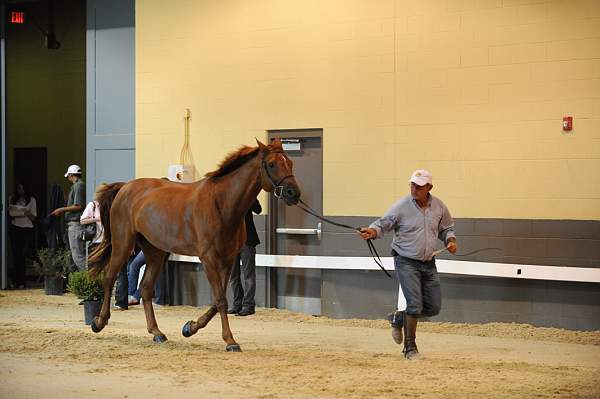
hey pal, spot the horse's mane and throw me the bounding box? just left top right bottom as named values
left=205, top=146, right=260, bottom=179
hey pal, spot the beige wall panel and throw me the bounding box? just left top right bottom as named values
left=137, top=0, right=600, bottom=220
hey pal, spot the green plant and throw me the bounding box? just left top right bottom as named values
left=67, top=271, right=104, bottom=301
left=32, top=248, right=71, bottom=277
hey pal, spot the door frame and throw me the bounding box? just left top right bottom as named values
left=265, top=128, right=323, bottom=307
left=1, top=2, right=6, bottom=289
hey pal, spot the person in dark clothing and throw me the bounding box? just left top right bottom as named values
left=44, top=183, right=66, bottom=251
left=8, top=183, right=37, bottom=288
left=228, top=198, right=262, bottom=316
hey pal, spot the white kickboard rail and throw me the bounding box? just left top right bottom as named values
left=169, top=254, right=600, bottom=284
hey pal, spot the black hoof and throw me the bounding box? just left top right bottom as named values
left=90, top=317, right=103, bottom=333
left=153, top=334, right=168, bottom=343
left=226, top=344, right=242, bottom=352
left=182, top=321, right=194, bottom=338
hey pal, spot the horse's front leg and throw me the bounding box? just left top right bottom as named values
left=138, top=248, right=169, bottom=343
left=91, top=253, right=127, bottom=333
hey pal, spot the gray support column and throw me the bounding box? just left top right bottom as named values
left=1, top=2, right=7, bottom=289
left=86, top=0, right=135, bottom=198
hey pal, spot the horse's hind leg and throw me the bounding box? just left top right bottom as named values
left=186, top=256, right=240, bottom=351
left=91, top=234, right=134, bottom=333
left=181, top=304, right=218, bottom=338
left=182, top=256, right=239, bottom=352
left=138, top=242, right=169, bottom=343
left=181, top=256, right=221, bottom=337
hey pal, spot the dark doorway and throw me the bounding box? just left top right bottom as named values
left=13, top=147, right=47, bottom=251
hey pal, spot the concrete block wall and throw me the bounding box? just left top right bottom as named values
left=136, top=0, right=600, bottom=222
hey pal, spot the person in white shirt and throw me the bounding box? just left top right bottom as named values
left=80, top=184, right=106, bottom=253
left=8, top=183, right=37, bottom=289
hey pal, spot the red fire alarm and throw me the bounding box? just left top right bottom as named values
left=562, top=116, right=573, bottom=131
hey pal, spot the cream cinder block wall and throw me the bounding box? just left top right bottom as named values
left=136, top=0, right=600, bottom=220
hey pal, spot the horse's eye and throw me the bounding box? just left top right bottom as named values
left=268, top=162, right=275, bottom=168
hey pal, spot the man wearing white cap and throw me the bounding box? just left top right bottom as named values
left=359, top=169, right=457, bottom=359
left=51, top=164, right=86, bottom=271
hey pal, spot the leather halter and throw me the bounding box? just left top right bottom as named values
left=262, top=151, right=294, bottom=198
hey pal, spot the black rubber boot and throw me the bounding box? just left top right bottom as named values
left=402, top=314, right=420, bottom=359
left=387, top=310, right=404, bottom=345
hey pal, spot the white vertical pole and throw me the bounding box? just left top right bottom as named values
left=396, top=283, right=406, bottom=311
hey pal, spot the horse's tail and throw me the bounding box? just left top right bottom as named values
left=88, top=182, right=126, bottom=276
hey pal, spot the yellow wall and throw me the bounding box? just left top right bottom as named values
left=136, top=0, right=600, bottom=220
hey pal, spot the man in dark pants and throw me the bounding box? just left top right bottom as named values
left=359, top=169, right=457, bottom=359
left=228, top=198, right=262, bottom=316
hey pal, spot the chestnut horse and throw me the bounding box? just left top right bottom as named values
left=88, top=139, right=300, bottom=351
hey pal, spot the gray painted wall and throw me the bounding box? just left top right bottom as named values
left=86, top=0, right=135, bottom=199
left=168, top=215, right=600, bottom=331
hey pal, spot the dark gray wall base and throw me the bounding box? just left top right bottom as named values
left=167, top=261, right=267, bottom=308
left=436, top=275, right=600, bottom=330
left=322, top=269, right=398, bottom=319
left=168, top=262, right=600, bottom=331
left=170, top=216, right=598, bottom=331
left=322, top=270, right=600, bottom=330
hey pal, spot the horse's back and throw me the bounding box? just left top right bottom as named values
left=111, top=177, right=210, bottom=253
left=118, top=177, right=201, bottom=201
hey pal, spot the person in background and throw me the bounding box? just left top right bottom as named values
left=51, top=165, right=86, bottom=271
left=359, top=169, right=457, bottom=359
left=125, top=250, right=145, bottom=305
left=80, top=183, right=125, bottom=308
left=228, top=198, right=262, bottom=316
left=44, top=183, right=66, bottom=251
left=127, top=249, right=167, bottom=307
left=80, top=183, right=106, bottom=255
left=8, top=183, right=37, bottom=289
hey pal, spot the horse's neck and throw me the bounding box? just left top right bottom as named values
left=214, top=155, right=262, bottom=223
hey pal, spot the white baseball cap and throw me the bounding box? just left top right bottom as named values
left=409, top=169, right=432, bottom=186
left=64, top=164, right=82, bottom=177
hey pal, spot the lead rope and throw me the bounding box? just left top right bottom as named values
left=295, top=198, right=502, bottom=278
left=429, top=246, right=502, bottom=259
left=296, top=199, right=392, bottom=279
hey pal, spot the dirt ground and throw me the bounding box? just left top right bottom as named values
left=0, top=290, right=599, bottom=399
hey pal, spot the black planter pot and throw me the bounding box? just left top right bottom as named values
left=44, top=276, right=64, bottom=295
left=83, top=300, right=102, bottom=325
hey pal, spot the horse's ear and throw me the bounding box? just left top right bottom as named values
left=271, top=138, right=283, bottom=150
left=256, top=138, right=269, bottom=156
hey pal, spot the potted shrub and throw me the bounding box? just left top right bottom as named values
left=32, top=248, right=70, bottom=295
left=68, top=271, right=104, bottom=325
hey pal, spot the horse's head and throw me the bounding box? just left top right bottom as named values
left=257, top=138, right=301, bottom=205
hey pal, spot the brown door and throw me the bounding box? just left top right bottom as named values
left=267, top=129, right=323, bottom=315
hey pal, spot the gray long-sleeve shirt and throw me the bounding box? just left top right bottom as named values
left=65, top=180, right=85, bottom=222
left=369, top=194, right=456, bottom=262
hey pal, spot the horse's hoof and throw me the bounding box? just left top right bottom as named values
left=226, top=344, right=242, bottom=352
left=182, top=321, right=194, bottom=338
left=90, top=317, right=103, bottom=333
left=153, top=334, right=168, bottom=343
